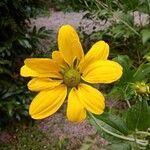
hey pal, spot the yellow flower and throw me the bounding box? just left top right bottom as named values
left=20, top=25, right=123, bottom=122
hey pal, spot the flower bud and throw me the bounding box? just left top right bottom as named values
left=134, top=81, right=150, bottom=95
left=144, top=53, right=150, bottom=62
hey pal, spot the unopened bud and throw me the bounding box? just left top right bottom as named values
left=134, top=82, right=150, bottom=95
left=144, top=53, right=150, bottom=62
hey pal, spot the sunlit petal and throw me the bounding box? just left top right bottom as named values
left=25, top=58, right=60, bottom=73
left=52, top=50, right=66, bottom=66
left=67, top=88, right=86, bottom=122
left=82, top=60, right=123, bottom=83
left=77, top=84, right=105, bottom=114
left=58, top=25, right=84, bottom=65
left=28, top=78, right=63, bottom=91
left=29, top=84, right=67, bottom=119
left=20, top=65, right=62, bottom=78
left=79, top=41, right=109, bottom=72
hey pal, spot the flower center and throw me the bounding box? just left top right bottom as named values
left=63, top=69, right=81, bottom=87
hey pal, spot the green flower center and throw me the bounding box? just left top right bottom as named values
left=63, top=69, right=81, bottom=87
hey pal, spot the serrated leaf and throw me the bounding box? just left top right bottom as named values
left=126, top=100, right=150, bottom=131
left=141, top=29, right=150, bottom=45
left=94, top=112, right=128, bottom=135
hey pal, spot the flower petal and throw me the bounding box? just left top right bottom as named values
left=79, top=41, right=109, bottom=72
left=52, top=50, right=66, bottom=66
left=28, top=78, right=63, bottom=91
left=58, top=25, right=84, bottom=65
left=77, top=84, right=105, bottom=114
left=67, top=88, right=86, bottom=122
left=82, top=60, right=123, bottom=83
left=20, top=65, right=62, bottom=78
left=20, top=65, right=39, bottom=77
left=29, top=84, right=67, bottom=119
left=25, top=58, right=60, bottom=73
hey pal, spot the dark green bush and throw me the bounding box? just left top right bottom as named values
left=49, top=0, right=91, bottom=12
left=0, top=0, right=51, bottom=128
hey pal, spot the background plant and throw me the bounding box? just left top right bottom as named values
left=77, top=0, right=150, bottom=149
left=0, top=0, right=52, bottom=128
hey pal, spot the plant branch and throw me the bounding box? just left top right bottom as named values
left=89, top=113, right=148, bottom=147
left=136, top=131, right=150, bottom=136
left=113, top=15, right=141, bottom=37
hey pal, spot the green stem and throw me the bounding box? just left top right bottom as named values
left=126, top=100, right=131, bottom=108
left=94, top=0, right=140, bottom=37
left=124, top=84, right=131, bottom=108
left=114, top=15, right=140, bottom=37
left=147, top=0, right=150, bottom=16
left=136, top=131, right=150, bottom=136
left=89, top=113, right=148, bottom=147
left=133, top=61, right=146, bottom=78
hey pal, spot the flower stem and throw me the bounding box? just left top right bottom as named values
left=126, top=99, right=131, bottom=108
left=94, top=0, right=141, bottom=37
left=89, top=113, right=148, bottom=147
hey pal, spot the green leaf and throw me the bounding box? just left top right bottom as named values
left=113, top=55, right=134, bottom=83
left=141, top=29, right=150, bottom=45
left=18, top=39, right=32, bottom=49
left=122, top=0, right=139, bottom=10
left=94, top=112, right=128, bottom=135
left=108, top=86, right=125, bottom=100
left=134, top=63, right=150, bottom=81
left=0, top=60, right=11, bottom=65
left=146, top=140, right=150, bottom=150
left=38, top=26, right=46, bottom=33
left=109, top=55, right=135, bottom=100
left=113, top=55, right=133, bottom=71
left=32, top=26, right=37, bottom=34
left=126, top=100, right=150, bottom=131
left=0, top=67, right=12, bottom=75
left=106, top=142, right=132, bottom=150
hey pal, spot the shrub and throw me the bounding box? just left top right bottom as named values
left=0, top=0, right=51, bottom=128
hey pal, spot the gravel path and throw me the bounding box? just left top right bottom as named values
left=31, top=11, right=83, bottom=32
left=31, top=10, right=149, bottom=34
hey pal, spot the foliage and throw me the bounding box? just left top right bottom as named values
left=79, top=0, right=150, bottom=62
left=49, top=0, right=91, bottom=12
left=1, top=0, right=150, bottom=149
left=79, top=0, right=150, bottom=149
left=0, top=0, right=52, bottom=128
